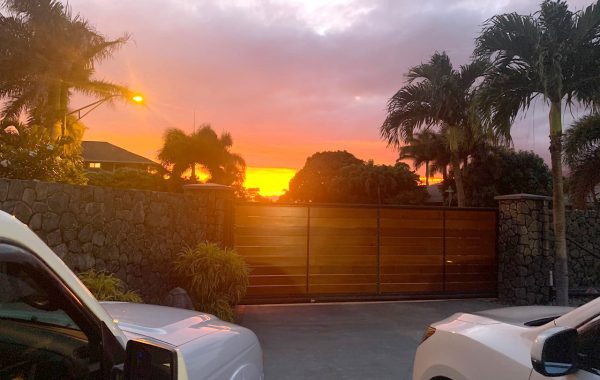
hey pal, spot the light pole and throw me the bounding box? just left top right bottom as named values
left=62, top=92, right=144, bottom=137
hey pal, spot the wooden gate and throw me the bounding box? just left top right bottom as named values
left=235, top=203, right=497, bottom=302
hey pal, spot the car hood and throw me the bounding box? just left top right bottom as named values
left=100, top=302, right=256, bottom=348
left=472, top=306, right=574, bottom=326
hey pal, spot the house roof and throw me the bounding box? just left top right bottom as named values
left=81, top=141, right=158, bottom=165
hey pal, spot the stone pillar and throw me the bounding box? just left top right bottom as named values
left=495, top=194, right=553, bottom=305
left=183, top=183, right=234, bottom=247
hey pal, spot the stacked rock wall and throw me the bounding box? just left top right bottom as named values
left=0, top=178, right=233, bottom=303
left=496, top=194, right=600, bottom=304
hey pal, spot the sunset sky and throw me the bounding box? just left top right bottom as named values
left=70, top=0, right=591, bottom=196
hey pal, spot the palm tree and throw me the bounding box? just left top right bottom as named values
left=399, top=131, right=443, bottom=186
left=381, top=52, right=498, bottom=207
left=158, top=125, right=246, bottom=187
left=0, top=0, right=130, bottom=135
left=474, top=0, right=600, bottom=305
left=564, top=114, right=600, bottom=208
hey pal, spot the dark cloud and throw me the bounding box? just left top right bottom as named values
left=69, top=0, right=593, bottom=168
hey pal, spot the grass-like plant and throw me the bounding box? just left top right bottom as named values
left=78, top=270, right=143, bottom=303
left=172, top=242, right=249, bottom=322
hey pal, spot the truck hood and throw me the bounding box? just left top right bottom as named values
left=100, top=302, right=256, bottom=348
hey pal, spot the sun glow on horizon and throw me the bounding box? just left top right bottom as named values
left=244, top=167, right=296, bottom=197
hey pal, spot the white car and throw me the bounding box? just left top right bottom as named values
left=413, top=298, right=600, bottom=379
left=0, top=210, right=263, bottom=379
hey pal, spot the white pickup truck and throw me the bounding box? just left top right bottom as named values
left=0, top=210, right=264, bottom=379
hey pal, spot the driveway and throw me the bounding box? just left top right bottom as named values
left=236, top=299, right=496, bottom=380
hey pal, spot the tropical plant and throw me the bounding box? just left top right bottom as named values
left=564, top=113, right=600, bottom=208
left=78, top=269, right=142, bottom=303
left=172, top=243, right=249, bottom=322
left=474, top=0, right=600, bottom=305
left=158, top=125, right=246, bottom=187
left=0, top=120, right=86, bottom=184
left=380, top=52, right=504, bottom=207
left=463, top=147, right=552, bottom=207
left=0, top=0, right=131, bottom=136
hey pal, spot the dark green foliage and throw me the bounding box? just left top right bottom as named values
left=172, top=243, right=249, bottom=322
left=158, top=125, right=246, bottom=187
left=0, top=122, right=86, bottom=184
left=564, top=114, right=600, bottom=208
left=463, top=148, right=552, bottom=207
left=87, top=167, right=168, bottom=192
left=78, top=270, right=142, bottom=303
left=280, top=151, right=427, bottom=204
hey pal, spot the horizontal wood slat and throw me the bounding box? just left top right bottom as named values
left=235, top=204, right=497, bottom=300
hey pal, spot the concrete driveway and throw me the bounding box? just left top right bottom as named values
left=236, top=299, right=496, bottom=380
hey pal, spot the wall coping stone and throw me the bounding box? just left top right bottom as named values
left=494, top=193, right=552, bottom=201
left=183, top=183, right=232, bottom=192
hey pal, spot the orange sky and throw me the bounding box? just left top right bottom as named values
left=68, top=0, right=577, bottom=196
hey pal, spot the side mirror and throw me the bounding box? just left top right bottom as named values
left=124, top=339, right=178, bottom=380
left=531, top=326, right=578, bottom=377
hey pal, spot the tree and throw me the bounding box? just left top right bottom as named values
left=0, top=120, right=86, bottom=184
left=564, top=114, right=600, bottom=208
left=463, top=147, right=552, bottom=207
left=280, top=151, right=363, bottom=203
left=380, top=52, right=500, bottom=207
left=0, top=0, right=130, bottom=135
left=280, top=151, right=426, bottom=204
left=398, top=131, right=440, bottom=186
left=157, top=125, right=246, bottom=187
left=474, top=0, right=600, bottom=305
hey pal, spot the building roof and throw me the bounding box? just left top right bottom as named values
left=81, top=141, right=158, bottom=165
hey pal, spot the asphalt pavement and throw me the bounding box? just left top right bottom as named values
left=236, top=299, right=496, bottom=380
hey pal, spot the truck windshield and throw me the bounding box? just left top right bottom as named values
left=0, top=262, right=79, bottom=329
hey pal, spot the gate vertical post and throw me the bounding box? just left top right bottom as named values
left=306, top=204, right=311, bottom=296
left=376, top=206, right=381, bottom=295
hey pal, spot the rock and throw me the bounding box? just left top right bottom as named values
left=92, top=231, right=105, bottom=247
left=29, top=213, right=42, bottom=230
left=41, top=212, right=60, bottom=232
left=22, top=188, right=36, bottom=206
left=78, top=224, right=93, bottom=243
left=13, top=202, right=32, bottom=224
left=0, top=180, right=8, bottom=201
left=7, top=180, right=25, bottom=200
left=164, top=288, right=194, bottom=310
left=46, top=230, right=62, bottom=247
left=48, top=192, right=69, bottom=213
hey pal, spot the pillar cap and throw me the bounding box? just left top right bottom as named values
left=494, top=193, right=552, bottom=201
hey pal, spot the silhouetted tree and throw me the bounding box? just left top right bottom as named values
left=280, top=151, right=426, bottom=204
left=564, top=113, right=600, bottom=208
left=0, top=0, right=131, bottom=135
left=463, top=147, right=552, bottom=207
left=475, top=0, right=600, bottom=304
left=158, top=125, right=246, bottom=187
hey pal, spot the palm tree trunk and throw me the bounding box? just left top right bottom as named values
left=425, top=160, right=430, bottom=186
left=451, top=154, right=465, bottom=207
left=549, top=101, right=568, bottom=306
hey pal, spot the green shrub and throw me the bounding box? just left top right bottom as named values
left=172, top=243, right=249, bottom=322
left=78, top=270, right=143, bottom=303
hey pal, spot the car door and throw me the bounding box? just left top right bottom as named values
left=530, top=315, right=600, bottom=380
left=0, top=241, right=125, bottom=379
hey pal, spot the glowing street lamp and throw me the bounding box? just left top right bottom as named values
left=61, top=92, right=144, bottom=137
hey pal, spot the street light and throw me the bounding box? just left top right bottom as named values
left=67, top=92, right=144, bottom=121
left=61, top=92, right=144, bottom=137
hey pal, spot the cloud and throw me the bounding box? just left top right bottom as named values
left=68, top=0, right=588, bottom=170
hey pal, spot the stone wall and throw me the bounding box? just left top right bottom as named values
left=496, top=194, right=600, bottom=305
left=0, top=178, right=234, bottom=304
